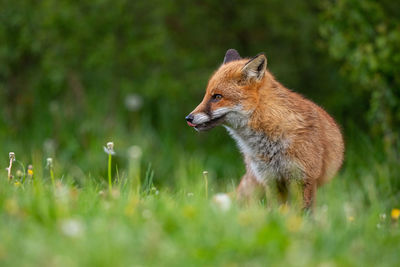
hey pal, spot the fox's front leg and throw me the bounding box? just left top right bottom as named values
left=236, top=172, right=264, bottom=204
left=276, top=178, right=289, bottom=205
left=302, top=178, right=317, bottom=210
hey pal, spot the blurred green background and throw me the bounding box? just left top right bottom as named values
left=1, top=0, right=399, bottom=187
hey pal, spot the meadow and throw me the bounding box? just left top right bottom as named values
left=1, top=131, right=399, bottom=266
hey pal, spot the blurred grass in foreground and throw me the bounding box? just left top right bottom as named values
left=0, top=134, right=399, bottom=267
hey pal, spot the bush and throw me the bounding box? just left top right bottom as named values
left=320, top=0, right=400, bottom=155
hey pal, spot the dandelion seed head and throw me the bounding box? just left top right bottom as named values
left=43, top=139, right=56, bottom=156
left=124, top=94, right=143, bottom=111
left=16, top=170, right=23, bottom=178
left=127, top=145, right=142, bottom=159
left=104, top=142, right=115, bottom=155
left=107, top=142, right=114, bottom=150
left=60, top=219, right=84, bottom=238
left=213, top=193, right=231, bottom=212
left=9, top=152, right=15, bottom=161
left=46, top=158, right=53, bottom=168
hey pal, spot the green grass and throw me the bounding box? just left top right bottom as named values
left=0, top=136, right=399, bottom=267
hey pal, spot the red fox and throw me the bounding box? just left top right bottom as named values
left=186, top=49, right=344, bottom=209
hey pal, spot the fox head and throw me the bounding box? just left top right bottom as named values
left=186, top=49, right=267, bottom=131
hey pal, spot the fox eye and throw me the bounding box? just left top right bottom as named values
left=211, top=94, right=223, bottom=102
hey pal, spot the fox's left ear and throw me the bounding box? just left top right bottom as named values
left=223, top=49, right=241, bottom=64
left=242, top=53, right=267, bottom=82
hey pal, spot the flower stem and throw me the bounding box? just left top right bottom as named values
left=203, top=171, right=208, bottom=199
left=47, top=158, right=55, bottom=187
left=50, top=167, right=55, bottom=187
left=7, top=158, right=13, bottom=181
left=7, top=152, right=15, bottom=182
left=108, top=153, right=112, bottom=193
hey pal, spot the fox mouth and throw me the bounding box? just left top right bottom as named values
left=192, top=115, right=226, bottom=131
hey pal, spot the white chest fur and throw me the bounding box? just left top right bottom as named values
left=225, top=126, right=303, bottom=183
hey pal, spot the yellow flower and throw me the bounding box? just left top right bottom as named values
left=347, top=216, right=355, bottom=222
left=183, top=205, right=197, bottom=219
left=391, top=208, right=400, bottom=220
left=27, top=165, right=33, bottom=178
left=124, top=197, right=139, bottom=217
left=287, top=215, right=303, bottom=232
left=278, top=203, right=290, bottom=215
left=5, top=198, right=19, bottom=215
left=14, top=181, right=21, bottom=187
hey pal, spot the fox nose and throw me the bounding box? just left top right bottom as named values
left=185, top=114, right=194, bottom=123
left=186, top=114, right=197, bottom=127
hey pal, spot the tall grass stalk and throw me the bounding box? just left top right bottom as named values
left=108, top=153, right=112, bottom=193
left=143, top=163, right=154, bottom=196
left=203, top=171, right=208, bottom=199
left=47, top=158, right=55, bottom=187
left=128, top=146, right=142, bottom=195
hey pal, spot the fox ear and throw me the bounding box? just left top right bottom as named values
left=223, top=49, right=241, bottom=64
left=242, top=53, right=267, bottom=81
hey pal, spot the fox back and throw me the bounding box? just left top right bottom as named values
left=186, top=49, right=344, bottom=209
